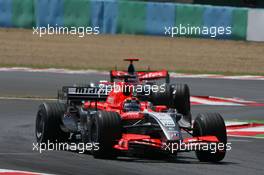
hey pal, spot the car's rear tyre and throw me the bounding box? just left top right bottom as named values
left=151, top=84, right=190, bottom=115
left=193, top=113, right=227, bottom=162
left=171, top=84, right=190, bottom=116
left=151, top=84, right=172, bottom=106
left=90, top=111, right=122, bottom=159
left=35, top=102, right=69, bottom=144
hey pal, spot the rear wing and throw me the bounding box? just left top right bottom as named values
left=110, top=70, right=170, bottom=83
left=58, top=86, right=110, bottom=104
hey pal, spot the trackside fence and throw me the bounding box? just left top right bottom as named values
left=0, top=0, right=263, bottom=41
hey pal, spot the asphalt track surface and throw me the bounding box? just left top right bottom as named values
left=0, top=71, right=263, bottom=175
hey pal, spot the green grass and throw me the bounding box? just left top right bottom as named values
left=169, top=69, right=264, bottom=76
left=256, top=134, right=264, bottom=138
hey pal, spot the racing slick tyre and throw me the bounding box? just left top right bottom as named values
left=35, top=102, right=69, bottom=144
left=151, top=83, right=171, bottom=106
left=193, top=113, right=227, bottom=162
left=90, top=111, right=122, bottom=159
left=171, top=84, right=190, bottom=116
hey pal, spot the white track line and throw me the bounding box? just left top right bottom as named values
left=0, top=67, right=263, bottom=80
left=228, top=139, right=252, bottom=142
left=170, top=72, right=264, bottom=80
left=0, top=97, right=56, bottom=101
left=0, top=169, right=52, bottom=175
left=190, top=97, right=244, bottom=106
left=225, top=121, right=249, bottom=126
left=0, top=67, right=108, bottom=75
left=208, top=96, right=256, bottom=103
left=228, top=126, right=264, bottom=132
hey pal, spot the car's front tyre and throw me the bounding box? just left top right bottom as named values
left=193, top=113, right=227, bottom=162
left=90, top=111, right=122, bottom=159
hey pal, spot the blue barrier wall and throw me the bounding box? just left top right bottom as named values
left=0, top=0, right=12, bottom=27
left=202, top=6, right=233, bottom=39
left=0, top=0, right=35, bottom=28
left=103, top=1, right=118, bottom=34
left=0, top=0, right=249, bottom=40
left=146, top=3, right=175, bottom=35
left=36, top=0, right=64, bottom=27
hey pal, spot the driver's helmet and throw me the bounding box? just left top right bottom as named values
left=123, top=97, right=140, bottom=112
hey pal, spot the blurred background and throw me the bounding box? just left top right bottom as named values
left=0, top=0, right=263, bottom=74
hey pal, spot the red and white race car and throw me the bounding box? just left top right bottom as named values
left=35, top=59, right=227, bottom=162
left=110, top=58, right=170, bottom=83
